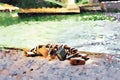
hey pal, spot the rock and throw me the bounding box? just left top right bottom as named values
left=101, top=1, right=120, bottom=11
left=70, top=58, right=86, bottom=65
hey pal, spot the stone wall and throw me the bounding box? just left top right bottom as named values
left=89, top=0, right=99, bottom=3
left=89, top=0, right=119, bottom=3
left=99, top=0, right=118, bottom=2
left=101, top=1, right=120, bottom=11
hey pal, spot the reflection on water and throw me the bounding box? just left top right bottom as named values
left=0, top=20, right=120, bottom=54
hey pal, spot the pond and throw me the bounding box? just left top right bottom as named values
left=0, top=15, right=120, bottom=54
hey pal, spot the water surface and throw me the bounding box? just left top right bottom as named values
left=0, top=20, right=120, bottom=54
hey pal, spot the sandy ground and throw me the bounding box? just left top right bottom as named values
left=0, top=49, right=120, bottom=80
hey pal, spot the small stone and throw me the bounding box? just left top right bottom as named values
left=30, top=68, right=33, bottom=71
left=23, top=71, right=26, bottom=74
left=70, top=58, right=85, bottom=65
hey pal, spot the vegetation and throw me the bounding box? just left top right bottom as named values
left=17, top=0, right=90, bottom=8
left=76, top=0, right=89, bottom=4
left=0, top=12, right=20, bottom=26
left=0, top=0, right=89, bottom=8
left=0, top=0, right=18, bottom=6
left=0, top=12, right=114, bottom=27
left=16, top=0, right=62, bottom=8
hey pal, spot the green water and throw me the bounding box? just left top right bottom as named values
left=0, top=12, right=120, bottom=54
left=0, top=19, right=120, bottom=54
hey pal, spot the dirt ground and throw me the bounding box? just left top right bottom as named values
left=0, top=48, right=120, bottom=80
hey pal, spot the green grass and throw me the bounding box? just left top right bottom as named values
left=45, top=0, right=65, bottom=7
left=17, top=0, right=62, bottom=8
left=0, top=12, right=114, bottom=27
left=76, top=0, right=89, bottom=4
left=16, top=0, right=89, bottom=8
left=0, top=12, right=20, bottom=26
